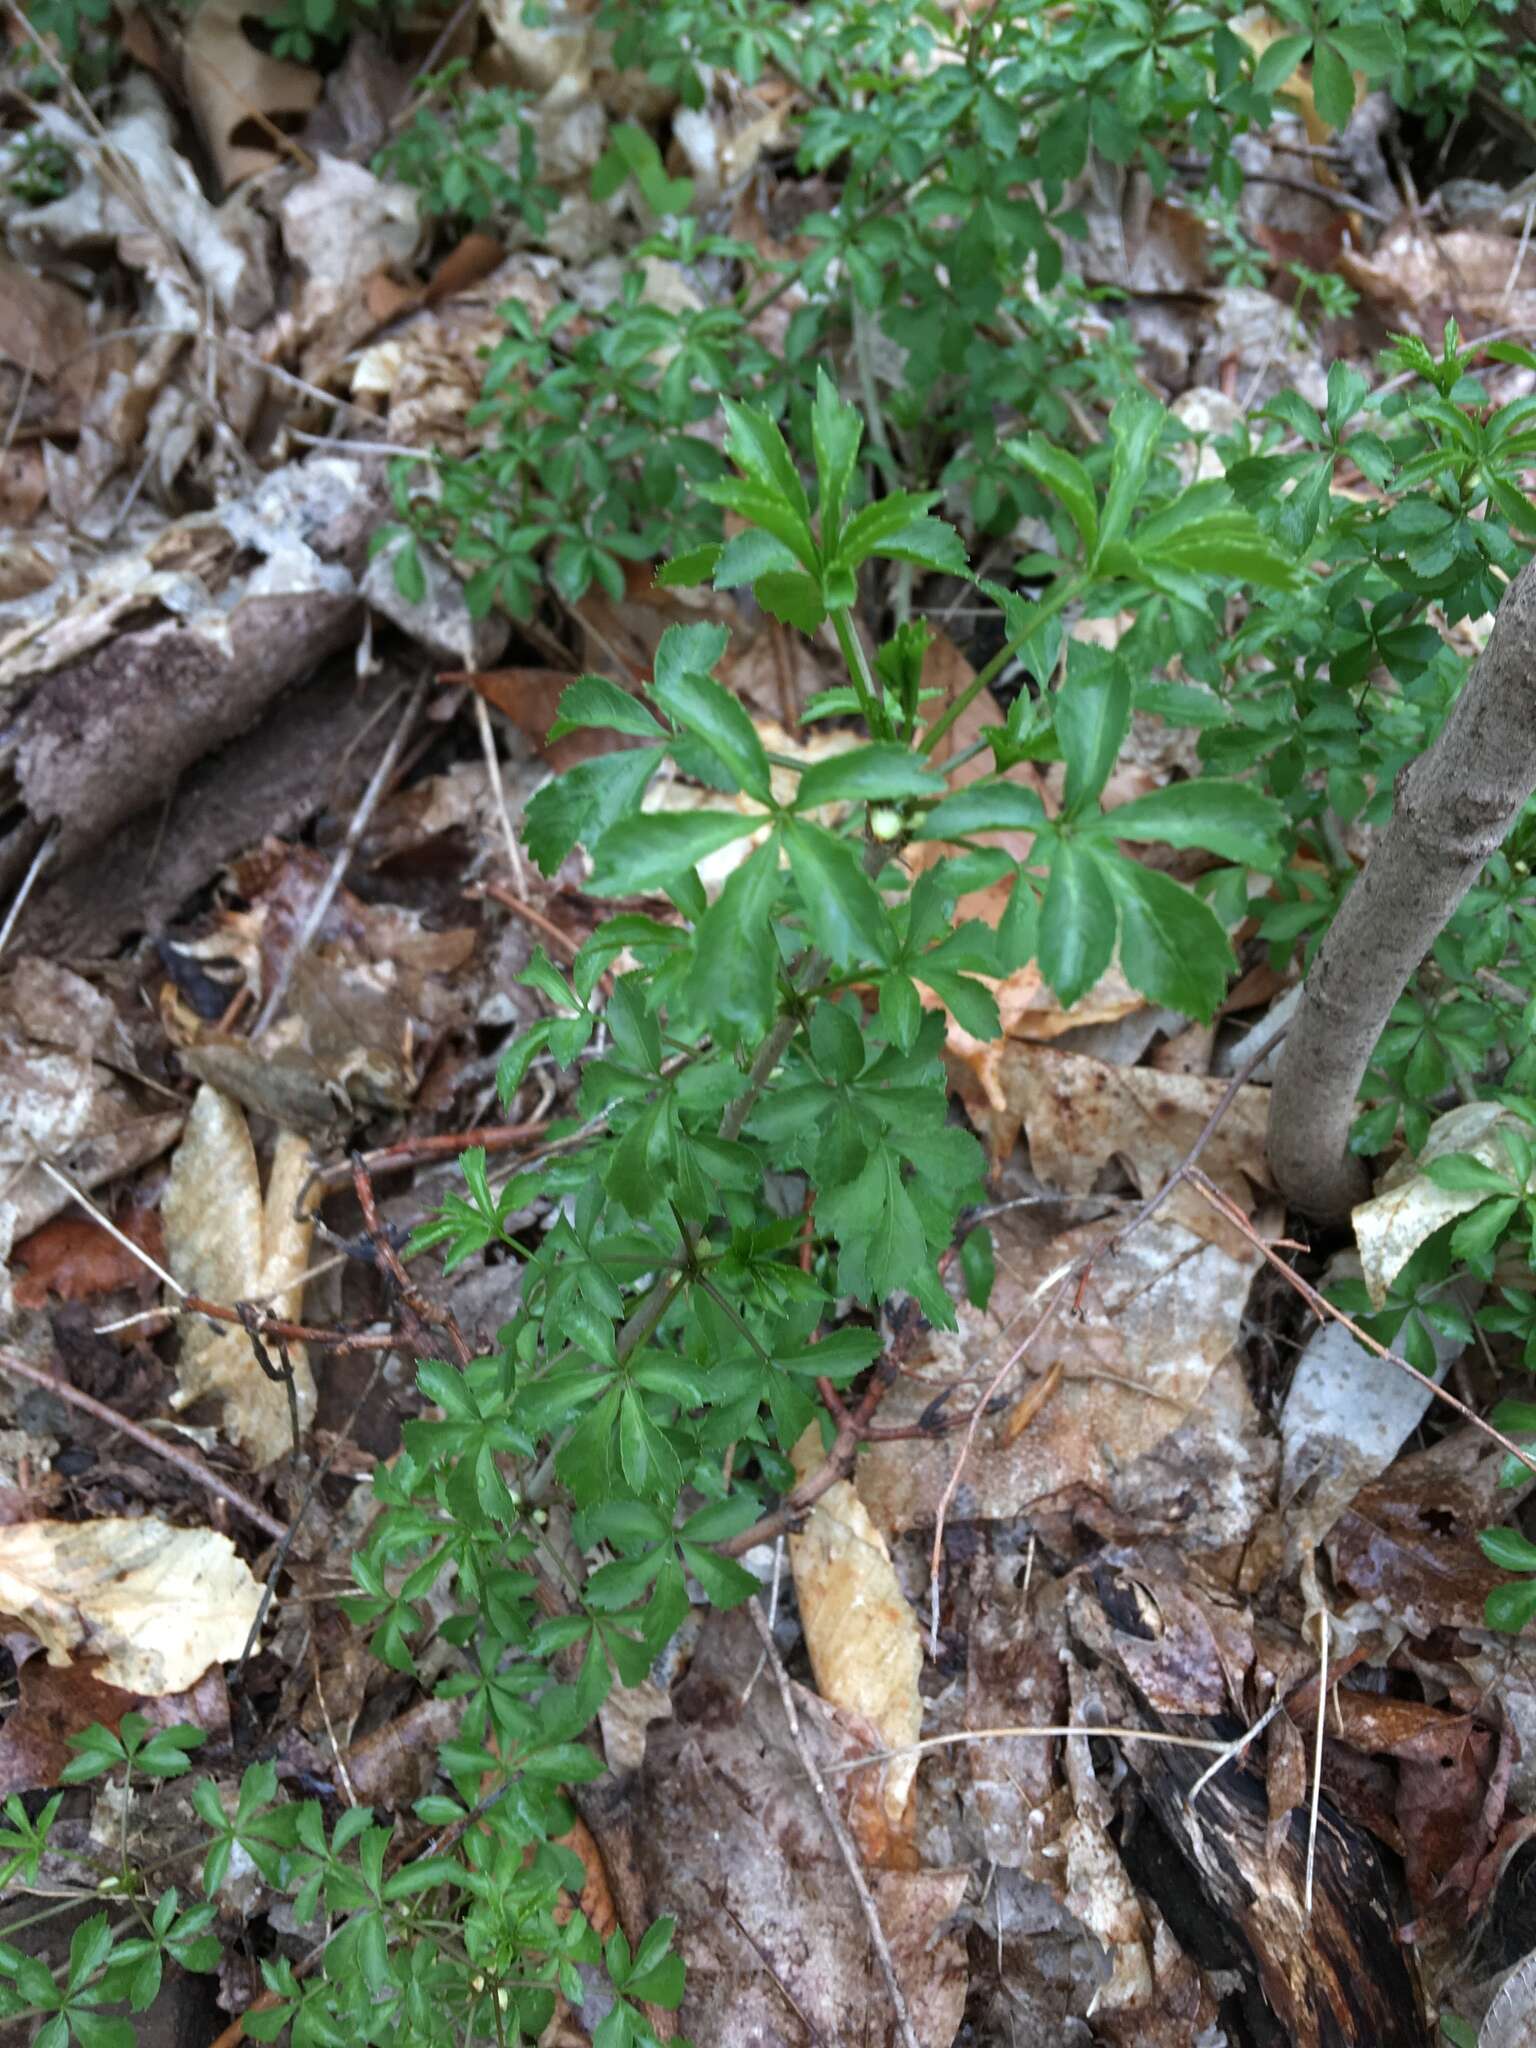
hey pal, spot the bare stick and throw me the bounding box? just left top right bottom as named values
left=1304, top=1609, right=1329, bottom=1917
left=1270, top=554, right=1536, bottom=1220
left=471, top=692, right=527, bottom=894
left=1189, top=1698, right=1283, bottom=1803
left=0, top=826, right=57, bottom=962
left=252, top=682, right=425, bottom=1037
left=0, top=1347, right=286, bottom=1543
left=352, top=1152, right=472, bottom=1366
left=746, top=1599, right=922, bottom=2048
left=827, top=1723, right=1232, bottom=1775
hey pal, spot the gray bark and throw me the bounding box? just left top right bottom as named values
left=1269, top=557, right=1536, bottom=1221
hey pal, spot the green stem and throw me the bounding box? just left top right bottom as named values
left=919, top=572, right=1084, bottom=758
left=831, top=608, right=889, bottom=740
left=697, top=1277, right=776, bottom=1364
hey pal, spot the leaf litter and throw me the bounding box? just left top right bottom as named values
left=5, top=6, right=1536, bottom=2045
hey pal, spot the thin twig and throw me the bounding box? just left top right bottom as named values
left=470, top=692, right=528, bottom=893
left=740, top=1535, right=785, bottom=1708
left=1304, top=1608, right=1329, bottom=1917
left=35, top=1161, right=186, bottom=1295
left=58, top=329, right=383, bottom=428
left=308, top=1117, right=548, bottom=1192
left=746, top=1599, right=922, bottom=2048
left=721, top=1904, right=831, bottom=2047
left=378, top=0, right=480, bottom=144
left=183, top=1297, right=398, bottom=1352
left=1185, top=1169, right=1536, bottom=1478
left=252, top=682, right=425, bottom=1036
left=0, top=1348, right=286, bottom=1543
left=1188, top=1698, right=1283, bottom=1802
left=311, top=1641, right=358, bottom=1807
left=352, top=1152, right=472, bottom=1366
left=474, top=880, right=582, bottom=960
left=1105, top=1016, right=1290, bottom=1257
left=827, top=1722, right=1232, bottom=1775
left=0, top=826, right=57, bottom=962
left=1171, top=158, right=1392, bottom=223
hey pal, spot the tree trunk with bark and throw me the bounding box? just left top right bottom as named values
left=1269, top=557, right=1536, bottom=1222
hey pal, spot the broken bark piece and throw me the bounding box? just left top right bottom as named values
left=15, top=666, right=394, bottom=958
left=0, top=454, right=392, bottom=903
left=1069, top=1565, right=1431, bottom=2047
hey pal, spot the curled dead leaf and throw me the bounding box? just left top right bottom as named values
left=163, top=1085, right=317, bottom=1466
left=0, top=1517, right=262, bottom=1693
left=788, top=1469, right=924, bottom=1828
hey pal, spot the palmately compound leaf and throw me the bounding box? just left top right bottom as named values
left=587, top=809, right=760, bottom=894
left=522, top=748, right=664, bottom=876
left=1103, top=854, right=1234, bottom=1020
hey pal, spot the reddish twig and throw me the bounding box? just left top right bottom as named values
left=473, top=878, right=584, bottom=960
left=0, top=1346, right=287, bottom=1543
left=184, top=1296, right=398, bottom=1353
left=309, top=1118, right=548, bottom=1193
left=352, top=1153, right=472, bottom=1366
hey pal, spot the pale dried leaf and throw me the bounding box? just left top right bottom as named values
left=0, top=1518, right=262, bottom=1693
left=163, top=1085, right=316, bottom=1465
left=1002, top=1043, right=1271, bottom=1256
left=788, top=1476, right=923, bottom=1824
left=480, top=0, right=595, bottom=91
left=280, top=154, right=420, bottom=376
left=183, top=0, right=321, bottom=189
left=1352, top=1099, right=1518, bottom=1307
left=1340, top=223, right=1536, bottom=339
left=1483, top=1951, right=1536, bottom=2048
left=1282, top=1256, right=1468, bottom=1554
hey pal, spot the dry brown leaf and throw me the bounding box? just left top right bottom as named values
left=0, top=1653, right=227, bottom=1795
left=11, top=1208, right=163, bottom=1310
left=182, top=0, right=321, bottom=189
left=1339, top=222, right=1536, bottom=338
left=1001, top=1043, right=1272, bottom=1256
left=162, top=1084, right=317, bottom=1466
left=943, top=958, right=1149, bottom=1132
left=481, top=0, right=596, bottom=92
left=0, top=1517, right=262, bottom=1693
left=0, top=260, right=96, bottom=441
left=0, top=958, right=182, bottom=1308
left=788, top=1469, right=923, bottom=1826
left=853, top=1208, right=1266, bottom=1536
left=631, top=1608, right=969, bottom=2048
